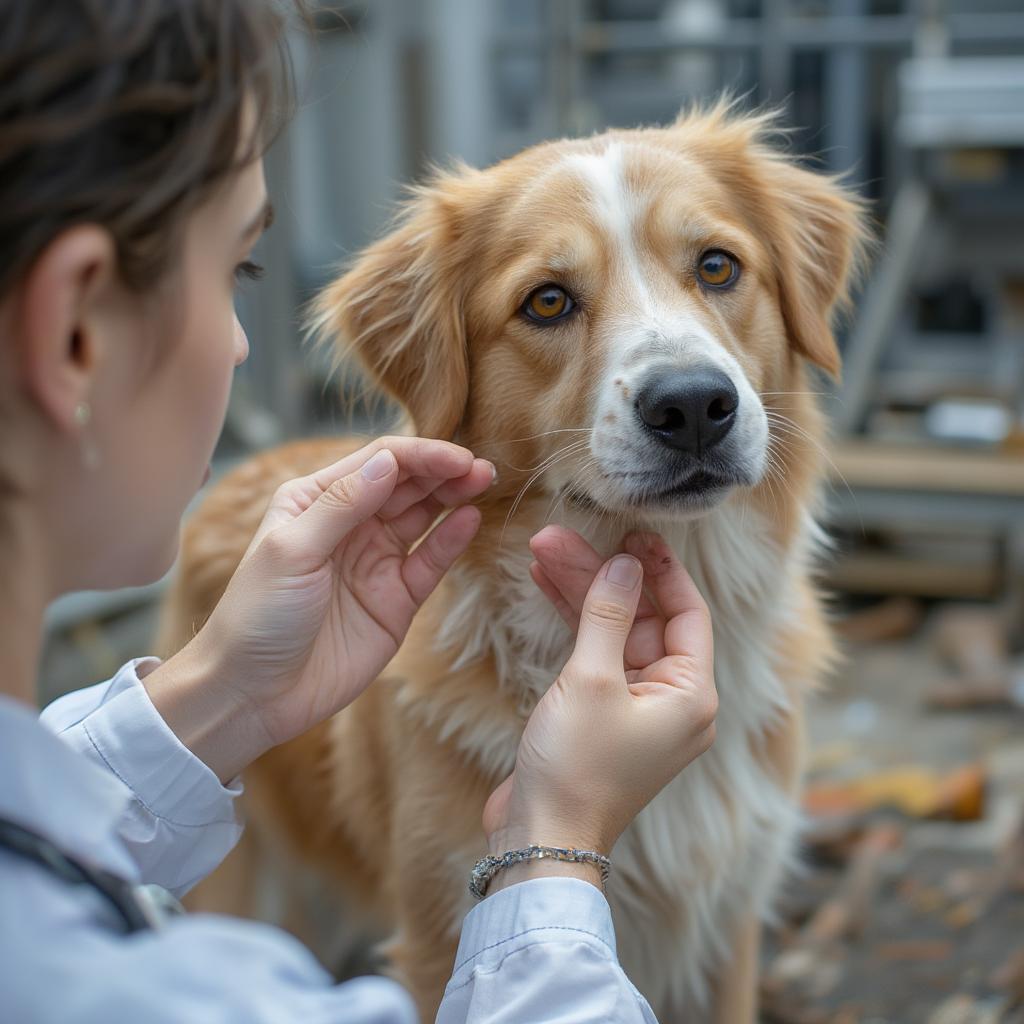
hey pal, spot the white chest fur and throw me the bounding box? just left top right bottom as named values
left=435, top=500, right=816, bottom=1017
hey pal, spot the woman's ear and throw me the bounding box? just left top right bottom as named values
left=13, top=225, right=116, bottom=431
left=761, top=159, right=871, bottom=380
left=311, top=179, right=471, bottom=440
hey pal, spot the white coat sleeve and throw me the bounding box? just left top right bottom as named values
left=39, top=659, right=243, bottom=897
left=437, top=877, right=659, bottom=1023
left=3, top=855, right=419, bottom=1024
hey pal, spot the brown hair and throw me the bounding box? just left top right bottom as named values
left=0, top=0, right=306, bottom=299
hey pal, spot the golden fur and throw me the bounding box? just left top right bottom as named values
left=161, top=104, right=869, bottom=1022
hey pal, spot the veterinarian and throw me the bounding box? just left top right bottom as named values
left=0, top=3, right=718, bottom=1021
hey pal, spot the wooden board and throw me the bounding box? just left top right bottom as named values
left=830, top=441, right=1024, bottom=497
left=826, top=553, right=998, bottom=599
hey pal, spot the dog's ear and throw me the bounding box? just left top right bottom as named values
left=758, top=158, right=870, bottom=380
left=311, top=179, right=470, bottom=439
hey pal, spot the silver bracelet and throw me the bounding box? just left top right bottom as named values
left=469, top=844, right=611, bottom=901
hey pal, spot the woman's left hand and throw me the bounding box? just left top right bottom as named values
left=145, top=437, right=493, bottom=782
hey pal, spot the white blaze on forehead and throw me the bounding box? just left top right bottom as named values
left=562, top=143, right=633, bottom=239
left=551, top=145, right=769, bottom=496
left=560, top=142, right=654, bottom=306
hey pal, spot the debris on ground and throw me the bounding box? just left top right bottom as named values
left=761, top=605, right=1024, bottom=1023
left=835, top=597, right=927, bottom=646
left=803, top=764, right=986, bottom=822
left=927, top=607, right=1023, bottom=711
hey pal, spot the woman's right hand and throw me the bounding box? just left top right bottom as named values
left=481, top=529, right=718, bottom=891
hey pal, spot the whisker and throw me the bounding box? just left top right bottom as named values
left=759, top=390, right=835, bottom=399
left=761, top=441, right=789, bottom=511
left=765, top=413, right=848, bottom=484
left=759, top=452, right=787, bottom=512
left=765, top=412, right=863, bottom=528
left=499, top=439, right=591, bottom=548
left=472, top=427, right=592, bottom=457
left=757, top=450, right=779, bottom=510
left=542, top=455, right=600, bottom=526
left=490, top=435, right=592, bottom=474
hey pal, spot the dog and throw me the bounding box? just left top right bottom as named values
left=161, top=102, right=869, bottom=1022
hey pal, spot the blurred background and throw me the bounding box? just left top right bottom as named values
left=41, top=1, right=1024, bottom=1019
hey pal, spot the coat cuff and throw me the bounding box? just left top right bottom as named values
left=450, top=876, right=618, bottom=982
left=43, top=659, right=242, bottom=828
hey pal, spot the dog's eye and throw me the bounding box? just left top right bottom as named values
left=523, top=285, right=574, bottom=323
left=697, top=251, right=739, bottom=289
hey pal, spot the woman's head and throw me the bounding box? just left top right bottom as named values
left=0, top=0, right=302, bottom=594
left=0, top=0, right=295, bottom=298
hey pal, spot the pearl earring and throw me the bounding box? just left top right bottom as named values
left=75, top=401, right=100, bottom=470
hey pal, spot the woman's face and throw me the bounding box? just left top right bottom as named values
left=63, top=158, right=269, bottom=591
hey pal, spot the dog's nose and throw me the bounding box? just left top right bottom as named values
left=636, top=368, right=739, bottom=455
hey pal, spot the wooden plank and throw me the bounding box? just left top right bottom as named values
left=830, top=441, right=1024, bottom=497
left=826, top=553, right=997, bottom=598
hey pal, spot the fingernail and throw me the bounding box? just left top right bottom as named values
left=489, top=461, right=498, bottom=484
left=606, top=554, right=641, bottom=589
left=362, top=449, right=396, bottom=481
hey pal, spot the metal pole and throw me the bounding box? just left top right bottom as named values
left=549, top=0, right=590, bottom=138
left=759, top=0, right=791, bottom=110
left=836, top=179, right=932, bottom=435
left=427, top=0, right=493, bottom=166
left=500, top=13, right=1024, bottom=56
left=825, top=0, right=869, bottom=186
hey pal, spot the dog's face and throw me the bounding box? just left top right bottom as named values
left=317, top=106, right=867, bottom=524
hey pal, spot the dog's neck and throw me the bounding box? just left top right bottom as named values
left=436, top=492, right=817, bottom=726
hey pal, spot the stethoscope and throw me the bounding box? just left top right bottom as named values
left=0, top=816, right=184, bottom=934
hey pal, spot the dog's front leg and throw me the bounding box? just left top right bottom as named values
left=384, top=919, right=459, bottom=1024
left=710, top=914, right=760, bottom=1024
